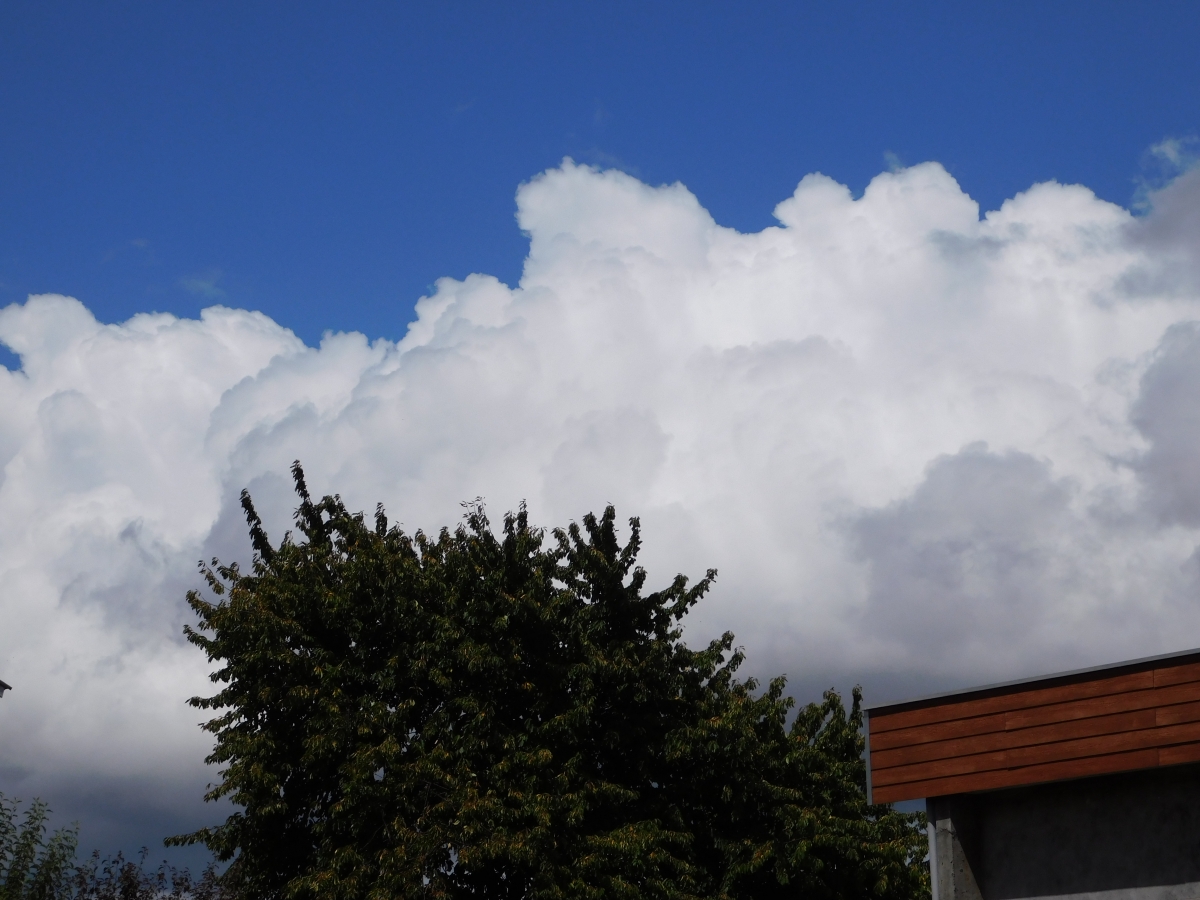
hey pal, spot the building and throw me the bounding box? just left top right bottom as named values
left=866, top=649, right=1200, bottom=900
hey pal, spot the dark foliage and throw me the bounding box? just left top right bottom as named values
left=73, top=850, right=228, bottom=900
left=0, top=795, right=77, bottom=900
left=0, top=793, right=230, bottom=900
left=174, top=463, right=928, bottom=900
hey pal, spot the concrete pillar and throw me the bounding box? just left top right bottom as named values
left=923, top=763, right=1200, bottom=900
left=927, top=795, right=982, bottom=900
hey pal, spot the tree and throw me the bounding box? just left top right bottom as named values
left=0, top=795, right=77, bottom=900
left=173, top=464, right=927, bottom=900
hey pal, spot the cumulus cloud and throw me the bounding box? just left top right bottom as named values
left=3, top=158, right=1200, bottom=847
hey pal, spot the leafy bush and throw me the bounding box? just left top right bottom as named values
left=73, top=849, right=227, bottom=900
left=0, top=795, right=77, bottom=900
left=0, top=793, right=229, bottom=900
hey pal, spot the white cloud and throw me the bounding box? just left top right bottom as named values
left=3, top=158, right=1200, bottom=846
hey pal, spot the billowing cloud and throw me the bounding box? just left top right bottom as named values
left=3, top=159, right=1200, bottom=849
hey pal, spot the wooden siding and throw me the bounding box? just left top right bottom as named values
left=867, top=656, right=1200, bottom=803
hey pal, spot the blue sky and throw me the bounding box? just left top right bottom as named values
left=6, top=0, right=1200, bottom=861
left=3, top=1, right=1198, bottom=348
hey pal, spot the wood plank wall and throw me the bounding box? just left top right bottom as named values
left=868, top=658, right=1200, bottom=803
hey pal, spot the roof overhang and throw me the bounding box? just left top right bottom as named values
left=866, top=647, right=1200, bottom=804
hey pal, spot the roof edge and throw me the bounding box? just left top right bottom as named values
left=865, top=646, right=1200, bottom=716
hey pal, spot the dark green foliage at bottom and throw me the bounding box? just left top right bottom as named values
left=0, top=796, right=77, bottom=900
left=174, top=464, right=928, bottom=900
left=0, top=793, right=229, bottom=900
left=72, top=850, right=229, bottom=900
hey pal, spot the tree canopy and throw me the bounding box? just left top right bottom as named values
left=174, top=464, right=927, bottom=900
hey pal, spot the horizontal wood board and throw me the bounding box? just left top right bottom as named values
left=868, top=654, right=1200, bottom=803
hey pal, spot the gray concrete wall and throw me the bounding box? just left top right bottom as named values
left=927, top=763, right=1200, bottom=900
